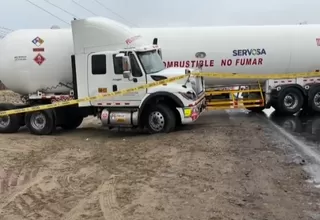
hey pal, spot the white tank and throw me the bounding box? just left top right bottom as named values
left=0, top=29, right=73, bottom=94
left=134, top=24, right=320, bottom=86
left=3, top=22, right=320, bottom=95
left=0, top=17, right=146, bottom=95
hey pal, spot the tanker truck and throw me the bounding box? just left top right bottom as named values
left=0, top=17, right=206, bottom=135
left=133, top=24, right=320, bottom=114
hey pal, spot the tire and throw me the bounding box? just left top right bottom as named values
left=60, top=116, right=83, bottom=130
left=0, top=103, right=21, bottom=133
left=25, top=109, right=56, bottom=135
left=276, top=87, right=304, bottom=115
left=145, top=103, right=176, bottom=134
left=308, top=86, right=320, bottom=112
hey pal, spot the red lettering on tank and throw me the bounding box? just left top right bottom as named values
left=252, top=59, right=257, bottom=65
left=125, top=35, right=141, bottom=44
left=167, top=61, right=174, bottom=67
left=221, top=59, right=232, bottom=66
left=163, top=60, right=215, bottom=68
left=235, top=58, right=263, bottom=66
left=179, top=61, right=185, bottom=67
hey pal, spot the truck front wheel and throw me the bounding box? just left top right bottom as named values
left=25, top=109, right=56, bottom=135
left=145, top=104, right=176, bottom=134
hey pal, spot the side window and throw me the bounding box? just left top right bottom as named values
left=91, top=54, right=106, bottom=75
left=129, top=53, right=143, bottom=77
left=113, top=54, right=123, bottom=74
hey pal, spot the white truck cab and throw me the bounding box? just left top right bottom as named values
left=70, top=17, right=206, bottom=134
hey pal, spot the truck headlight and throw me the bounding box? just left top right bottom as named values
left=179, top=91, right=197, bottom=100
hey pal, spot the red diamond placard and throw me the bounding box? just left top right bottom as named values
left=34, top=53, right=46, bottom=65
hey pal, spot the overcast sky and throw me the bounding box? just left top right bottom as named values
left=0, top=0, right=319, bottom=30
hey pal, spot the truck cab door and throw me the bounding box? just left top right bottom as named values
left=87, top=52, right=114, bottom=106
left=110, top=52, right=147, bottom=104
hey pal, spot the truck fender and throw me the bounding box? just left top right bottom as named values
left=307, top=84, right=320, bottom=97
left=138, top=92, right=184, bottom=121
left=271, top=84, right=306, bottom=98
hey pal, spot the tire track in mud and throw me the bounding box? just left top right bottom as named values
left=6, top=185, right=67, bottom=220
left=0, top=167, right=40, bottom=194
left=99, top=175, right=123, bottom=220
left=0, top=138, right=78, bottom=219
left=62, top=175, right=124, bottom=220
left=0, top=169, right=47, bottom=219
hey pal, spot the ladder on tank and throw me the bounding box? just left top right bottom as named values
left=205, top=81, right=265, bottom=110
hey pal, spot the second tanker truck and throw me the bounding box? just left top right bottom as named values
left=0, top=17, right=206, bottom=135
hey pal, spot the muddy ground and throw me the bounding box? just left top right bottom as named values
left=0, top=90, right=320, bottom=220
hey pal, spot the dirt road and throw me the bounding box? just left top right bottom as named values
left=0, top=91, right=320, bottom=220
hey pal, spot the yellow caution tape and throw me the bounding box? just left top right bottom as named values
left=0, top=74, right=187, bottom=116
left=1, top=71, right=320, bottom=116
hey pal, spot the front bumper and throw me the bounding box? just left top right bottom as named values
left=178, top=96, right=206, bottom=124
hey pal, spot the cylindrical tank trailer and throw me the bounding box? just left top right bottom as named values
left=2, top=24, right=320, bottom=95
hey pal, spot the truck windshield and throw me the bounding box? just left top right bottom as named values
left=136, top=50, right=165, bottom=74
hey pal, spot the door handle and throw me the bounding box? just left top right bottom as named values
left=112, top=85, right=117, bottom=91
left=133, top=78, right=138, bottom=83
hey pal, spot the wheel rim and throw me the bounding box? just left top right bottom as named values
left=148, top=111, right=165, bottom=132
left=284, top=94, right=298, bottom=110
left=314, top=92, right=320, bottom=108
left=0, top=116, right=10, bottom=128
left=30, top=112, right=46, bottom=130
left=282, top=119, right=296, bottom=132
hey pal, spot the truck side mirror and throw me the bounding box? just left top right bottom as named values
left=123, top=71, right=132, bottom=79
left=122, top=56, right=132, bottom=79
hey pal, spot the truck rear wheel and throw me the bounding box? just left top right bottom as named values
left=145, top=104, right=176, bottom=134
left=25, top=109, right=56, bottom=135
left=0, top=103, right=21, bottom=133
left=308, top=86, right=320, bottom=112
left=276, top=87, right=304, bottom=115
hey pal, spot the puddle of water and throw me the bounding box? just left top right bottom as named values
left=304, top=164, right=320, bottom=186
left=263, top=109, right=320, bottom=187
